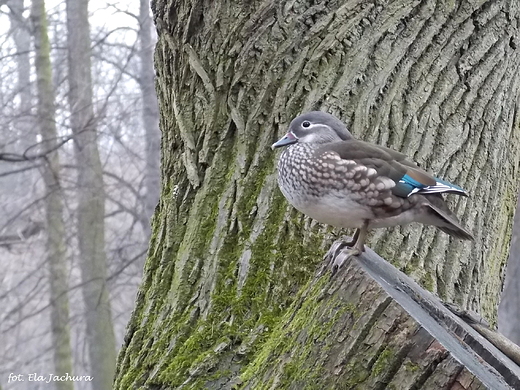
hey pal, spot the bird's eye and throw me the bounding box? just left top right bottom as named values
left=302, top=121, right=311, bottom=128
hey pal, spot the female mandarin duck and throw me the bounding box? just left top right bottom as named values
left=272, top=111, right=473, bottom=268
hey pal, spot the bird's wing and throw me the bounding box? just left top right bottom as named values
left=322, top=140, right=468, bottom=198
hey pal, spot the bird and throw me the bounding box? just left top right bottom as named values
left=272, top=111, right=473, bottom=270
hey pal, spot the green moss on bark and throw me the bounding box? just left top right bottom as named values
left=240, top=277, right=351, bottom=388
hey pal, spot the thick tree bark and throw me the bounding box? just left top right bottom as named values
left=115, top=0, right=520, bottom=388
left=241, top=249, right=520, bottom=390
left=66, top=0, right=117, bottom=388
left=32, top=1, right=74, bottom=389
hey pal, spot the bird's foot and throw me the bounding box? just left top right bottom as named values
left=324, top=235, right=351, bottom=258
left=318, top=235, right=362, bottom=277
left=329, top=247, right=361, bottom=275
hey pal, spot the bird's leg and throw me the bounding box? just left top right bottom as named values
left=343, top=228, right=360, bottom=247
left=319, top=223, right=369, bottom=276
left=329, top=221, right=369, bottom=273
left=351, top=221, right=369, bottom=254
left=321, top=229, right=359, bottom=269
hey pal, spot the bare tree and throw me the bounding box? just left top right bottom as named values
left=4, top=0, right=36, bottom=210
left=114, top=0, right=520, bottom=388
left=66, top=0, right=116, bottom=388
left=32, top=0, right=74, bottom=389
left=139, top=0, right=160, bottom=232
left=7, top=0, right=33, bottom=144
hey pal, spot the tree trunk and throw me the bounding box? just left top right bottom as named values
left=139, top=0, right=161, bottom=236
left=115, top=0, right=520, bottom=388
left=8, top=0, right=32, bottom=135
left=241, top=249, right=520, bottom=390
left=32, top=1, right=74, bottom=389
left=7, top=0, right=35, bottom=190
left=66, top=0, right=117, bottom=388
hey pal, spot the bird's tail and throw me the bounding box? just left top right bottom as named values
left=424, top=195, right=474, bottom=241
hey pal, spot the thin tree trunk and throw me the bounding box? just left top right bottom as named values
left=8, top=0, right=32, bottom=131
left=7, top=0, right=35, bottom=188
left=32, top=1, right=74, bottom=388
left=115, top=0, right=520, bottom=388
left=139, top=0, right=161, bottom=237
left=65, top=0, right=117, bottom=388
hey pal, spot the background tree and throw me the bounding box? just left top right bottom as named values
left=7, top=0, right=34, bottom=159
left=66, top=0, right=117, bottom=386
left=139, top=0, right=161, bottom=235
left=0, top=1, right=159, bottom=389
left=32, top=0, right=74, bottom=388
left=114, top=0, right=520, bottom=388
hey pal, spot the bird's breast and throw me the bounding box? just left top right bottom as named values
left=276, top=145, right=374, bottom=228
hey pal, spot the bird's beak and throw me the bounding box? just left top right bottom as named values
left=271, top=132, right=298, bottom=149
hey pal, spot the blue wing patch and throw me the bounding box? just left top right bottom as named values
left=394, top=174, right=468, bottom=198
left=393, top=174, right=427, bottom=197
left=401, top=174, right=427, bottom=188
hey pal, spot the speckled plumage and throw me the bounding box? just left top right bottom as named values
left=273, top=111, right=473, bottom=260
left=278, top=142, right=413, bottom=227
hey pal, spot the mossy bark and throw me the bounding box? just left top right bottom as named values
left=240, top=251, right=518, bottom=390
left=114, top=0, right=520, bottom=388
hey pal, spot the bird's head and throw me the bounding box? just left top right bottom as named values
left=272, top=111, right=353, bottom=149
